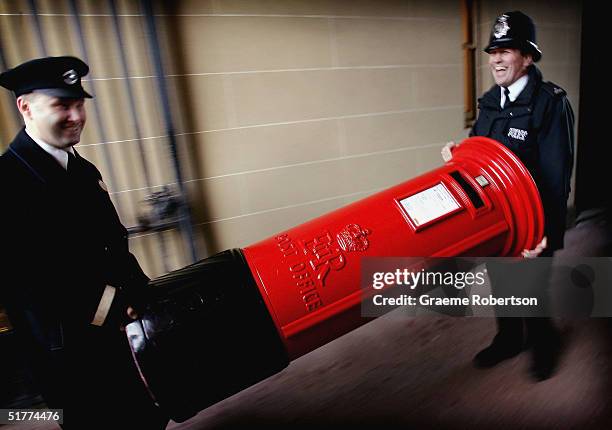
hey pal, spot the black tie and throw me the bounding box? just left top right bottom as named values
left=502, top=87, right=510, bottom=109
left=66, top=151, right=76, bottom=174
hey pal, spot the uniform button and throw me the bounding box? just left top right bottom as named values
left=510, top=112, right=513, bottom=116
left=104, top=246, right=109, bottom=251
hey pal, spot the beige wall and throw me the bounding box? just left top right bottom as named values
left=157, top=0, right=466, bottom=276
left=0, top=0, right=582, bottom=278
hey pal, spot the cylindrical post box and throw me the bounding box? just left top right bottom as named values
left=126, top=137, right=544, bottom=421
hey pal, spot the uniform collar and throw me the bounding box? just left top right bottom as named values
left=9, top=128, right=69, bottom=183
left=25, top=128, right=74, bottom=170
left=512, top=65, right=541, bottom=106
left=479, top=65, right=542, bottom=109
left=501, top=74, right=529, bottom=105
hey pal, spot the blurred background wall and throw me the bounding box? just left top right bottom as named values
left=0, top=0, right=582, bottom=280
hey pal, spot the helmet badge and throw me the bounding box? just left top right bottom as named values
left=493, top=14, right=510, bottom=39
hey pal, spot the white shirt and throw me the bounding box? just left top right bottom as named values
left=25, top=128, right=75, bottom=170
left=500, top=74, right=529, bottom=108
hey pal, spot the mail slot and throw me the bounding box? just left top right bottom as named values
left=127, top=136, right=544, bottom=421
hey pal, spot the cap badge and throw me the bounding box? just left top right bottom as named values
left=63, top=69, right=78, bottom=85
left=493, top=14, right=510, bottom=39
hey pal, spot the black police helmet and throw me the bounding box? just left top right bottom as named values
left=0, top=56, right=92, bottom=98
left=484, top=11, right=542, bottom=62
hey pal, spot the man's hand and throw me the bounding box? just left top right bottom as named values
left=116, top=307, right=141, bottom=332
left=522, top=236, right=547, bottom=258
left=441, top=141, right=457, bottom=162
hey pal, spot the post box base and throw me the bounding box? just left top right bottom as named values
left=126, top=249, right=289, bottom=422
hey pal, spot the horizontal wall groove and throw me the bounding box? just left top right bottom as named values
left=79, top=105, right=463, bottom=148
left=110, top=140, right=445, bottom=195
left=130, top=185, right=386, bottom=240
left=0, top=13, right=455, bottom=21
left=83, top=63, right=461, bottom=82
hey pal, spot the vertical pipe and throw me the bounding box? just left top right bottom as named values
left=27, top=0, right=47, bottom=57
left=68, top=0, right=123, bottom=213
left=108, top=0, right=153, bottom=189
left=107, top=0, right=170, bottom=272
left=141, top=0, right=198, bottom=263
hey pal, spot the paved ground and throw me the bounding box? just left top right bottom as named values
left=6, top=315, right=610, bottom=430
left=4, top=214, right=612, bottom=430
left=163, top=316, right=612, bottom=430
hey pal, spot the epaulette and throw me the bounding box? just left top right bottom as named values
left=541, top=81, right=566, bottom=98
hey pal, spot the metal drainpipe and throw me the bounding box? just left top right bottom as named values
left=27, top=0, right=47, bottom=57
left=107, top=0, right=170, bottom=272
left=67, top=0, right=123, bottom=214
left=140, top=0, right=198, bottom=263
left=108, top=0, right=153, bottom=189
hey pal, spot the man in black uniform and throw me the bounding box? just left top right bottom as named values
left=443, top=11, right=574, bottom=380
left=0, top=57, right=168, bottom=428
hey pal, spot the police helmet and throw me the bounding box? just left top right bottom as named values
left=484, top=11, right=542, bottom=62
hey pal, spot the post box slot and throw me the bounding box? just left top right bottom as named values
left=449, top=171, right=484, bottom=209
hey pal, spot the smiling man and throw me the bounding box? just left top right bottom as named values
left=472, top=11, right=574, bottom=381
left=0, top=57, right=168, bottom=428
left=441, top=11, right=575, bottom=381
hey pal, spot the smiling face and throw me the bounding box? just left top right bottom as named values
left=17, top=92, right=86, bottom=149
left=488, top=48, right=533, bottom=88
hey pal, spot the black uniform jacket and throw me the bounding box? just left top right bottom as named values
left=471, top=66, right=575, bottom=252
left=0, top=129, right=149, bottom=408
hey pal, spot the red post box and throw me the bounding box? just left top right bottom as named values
left=127, top=137, right=544, bottom=421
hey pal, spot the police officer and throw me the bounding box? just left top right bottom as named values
left=0, top=57, right=168, bottom=428
left=442, top=11, right=574, bottom=380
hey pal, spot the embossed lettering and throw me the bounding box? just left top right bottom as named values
left=277, top=234, right=298, bottom=257
left=302, top=232, right=346, bottom=287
